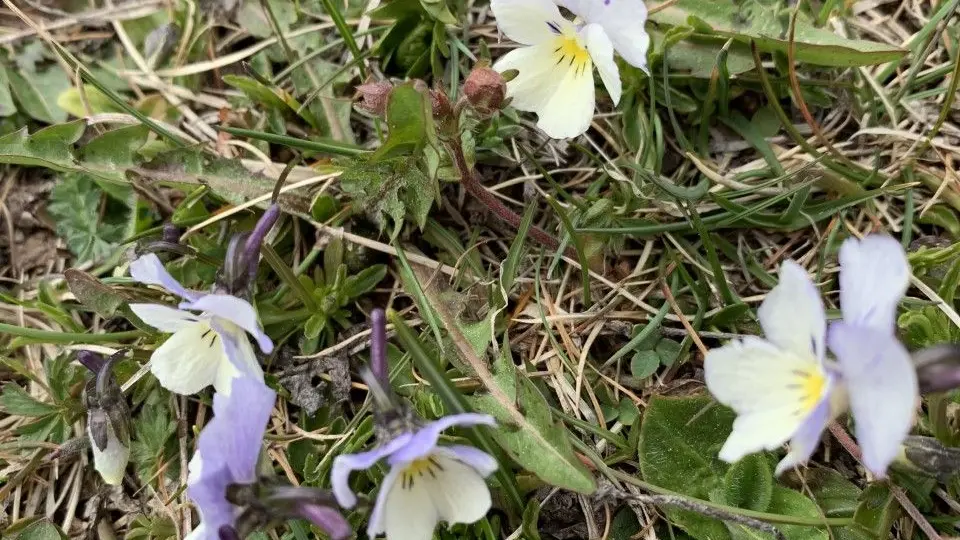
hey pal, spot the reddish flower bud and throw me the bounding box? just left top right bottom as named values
left=463, top=66, right=506, bottom=117
left=355, top=81, right=393, bottom=116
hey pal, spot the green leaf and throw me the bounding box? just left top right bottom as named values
left=64, top=268, right=128, bottom=317
left=342, top=265, right=388, bottom=298
left=134, top=148, right=310, bottom=210
left=650, top=30, right=755, bottom=77
left=630, top=350, right=660, bottom=378
left=0, top=384, right=57, bottom=417
left=804, top=469, right=861, bottom=517
left=56, top=85, right=124, bottom=118
left=655, top=338, right=683, bottom=366
left=236, top=0, right=297, bottom=38
left=648, top=0, right=905, bottom=66
left=6, top=65, right=70, bottom=123
left=47, top=175, right=127, bottom=263
left=853, top=484, right=898, bottom=538
left=339, top=157, right=438, bottom=238
left=722, top=454, right=773, bottom=512
left=0, top=64, right=16, bottom=116
left=12, top=519, right=67, bottom=540
left=521, top=498, right=543, bottom=540
left=466, top=348, right=596, bottom=494
left=727, top=487, right=827, bottom=540
left=372, top=83, right=432, bottom=160
left=638, top=395, right=733, bottom=539
left=129, top=403, right=178, bottom=482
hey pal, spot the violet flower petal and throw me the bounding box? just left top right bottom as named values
left=130, top=253, right=200, bottom=301
left=187, top=378, right=276, bottom=536
left=838, top=235, right=909, bottom=332
left=210, top=319, right=264, bottom=394
left=188, top=464, right=237, bottom=539
left=386, top=413, right=496, bottom=465
left=774, top=390, right=833, bottom=475
left=180, top=294, right=273, bottom=354
left=330, top=432, right=414, bottom=508
left=296, top=503, right=352, bottom=540
left=828, top=322, right=917, bottom=477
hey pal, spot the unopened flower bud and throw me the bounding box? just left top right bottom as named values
left=161, top=223, right=181, bottom=244
left=82, top=351, right=131, bottom=486
left=913, top=344, right=960, bottom=394
left=295, top=503, right=352, bottom=540
left=902, top=436, right=960, bottom=481
left=356, top=81, right=393, bottom=116
left=463, top=66, right=506, bottom=117
left=218, top=204, right=281, bottom=296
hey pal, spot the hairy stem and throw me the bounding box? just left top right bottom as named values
left=445, top=139, right=562, bottom=252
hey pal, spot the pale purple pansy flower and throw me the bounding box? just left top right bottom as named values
left=705, top=234, right=918, bottom=477
left=128, top=253, right=272, bottom=396
left=332, top=413, right=499, bottom=540
left=331, top=309, right=498, bottom=540
left=490, top=0, right=649, bottom=138
left=185, top=376, right=276, bottom=540
left=186, top=377, right=351, bottom=539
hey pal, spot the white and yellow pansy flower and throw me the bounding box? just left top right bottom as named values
left=705, top=236, right=918, bottom=477
left=128, top=254, right=272, bottom=396
left=490, top=0, right=650, bottom=139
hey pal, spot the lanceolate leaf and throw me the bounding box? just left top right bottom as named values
left=649, top=0, right=905, bottom=66
left=467, top=348, right=596, bottom=494
left=0, top=123, right=312, bottom=212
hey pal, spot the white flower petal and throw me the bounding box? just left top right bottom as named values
left=129, top=303, right=199, bottom=333
left=495, top=44, right=560, bottom=112
left=382, top=466, right=439, bottom=540
left=757, top=260, right=827, bottom=361
left=537, top=60, right=595, bottom=138
left=182, top=294, right=273, bottom=353
left=490, top=0, right=566, bottom=45
left=583, top=24, right=621, bottom=105
left=427, top=454, right=493, bottom=525
left=88, top=422, right=129, bottom=485
left=705, top=337, right=831, bottom=463
left=367, top=465, right=402, bottom=536
left=150, top=320, right=225, bottom=395
left=557, top=0, right=650, bottom=70
left=839, top=235, right=909, bottom=332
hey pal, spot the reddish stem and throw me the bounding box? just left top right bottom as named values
left=446, top=140, right=562, bottom=252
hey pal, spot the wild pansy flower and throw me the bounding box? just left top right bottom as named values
left=79, top=350, right=131, bottom=485
left=490, top=0, right=649, bottom=138
left=128, top=207, right=279, bottom=396
left=331, top=309, right=499, bottom=540
left=705, top=235, right=918, bottom=477
left=186, top=377, right=351, bottom=540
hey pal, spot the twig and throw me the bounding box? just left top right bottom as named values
left=599, top=486, right=786, bottom=540
left=0, top=1, right=165, bottom=44
left=828, top=423, right=943, bottom=540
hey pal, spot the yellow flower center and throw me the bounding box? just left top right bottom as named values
left=796, top=366, right=826, bottom=413
left=399, top=456, right=444, bottom=490
left=553, top=35, right=591, bottom=78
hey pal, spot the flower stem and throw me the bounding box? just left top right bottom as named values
left=0, top=324, right=144, bottom=344
left=369, top=308, right=387, bottom=384
left=445, top=139, right=562, bottom=252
